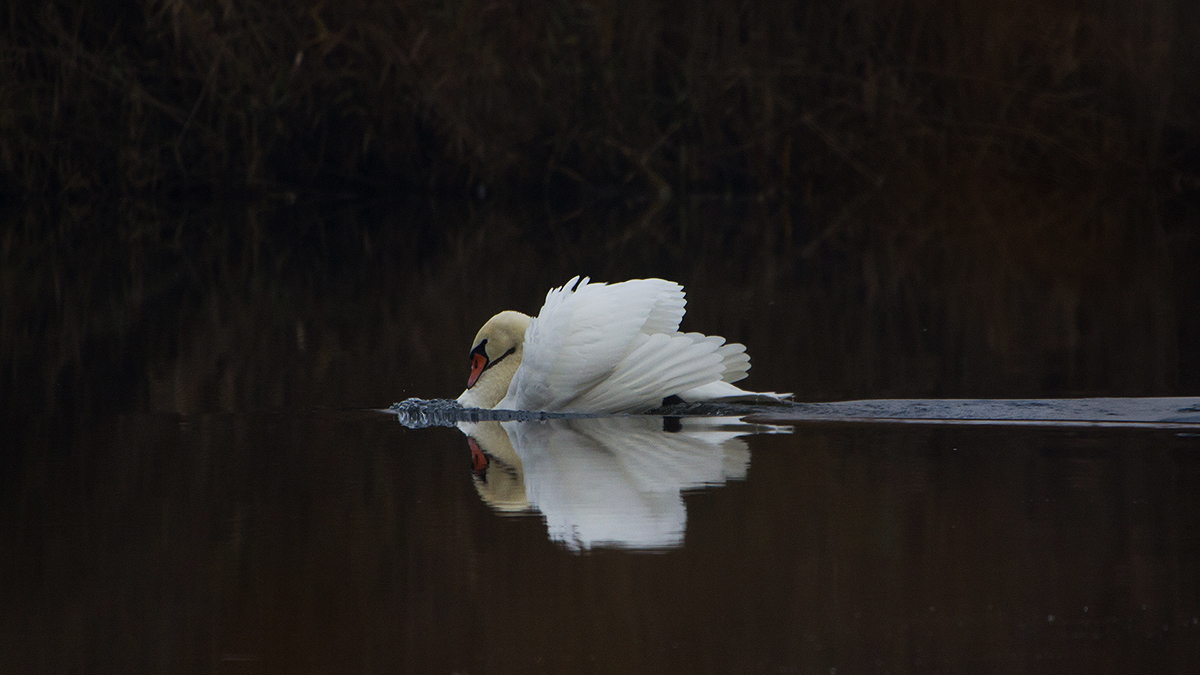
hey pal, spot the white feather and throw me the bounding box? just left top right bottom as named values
left=486, top=277, right=788, bottom=413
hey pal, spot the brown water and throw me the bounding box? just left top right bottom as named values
left=3, top=198, right=1199, bottom=673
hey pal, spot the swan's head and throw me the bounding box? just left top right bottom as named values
left=455, top=310, right=531, bottom=409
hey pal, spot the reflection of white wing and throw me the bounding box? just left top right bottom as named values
left=463, top=416, right=767, bottom=551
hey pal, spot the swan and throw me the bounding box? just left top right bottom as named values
left=455, top=276, right=789, bottom=412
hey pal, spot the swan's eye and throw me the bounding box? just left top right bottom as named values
left=470, top=338, right=489, bottom=358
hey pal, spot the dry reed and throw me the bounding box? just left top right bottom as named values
left=0, top=0, right=1196, bottom=205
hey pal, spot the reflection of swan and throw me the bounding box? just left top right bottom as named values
left=458, top=416, right=771, bottom=551
left=456, top=277, right=789, bottom=412
left=462, top=418, right=530, bottom=514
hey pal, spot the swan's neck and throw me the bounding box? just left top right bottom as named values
left=457, top=345, right=523, bottom=409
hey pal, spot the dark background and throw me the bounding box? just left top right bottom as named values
left=2, top=3, right=1200, bottom=672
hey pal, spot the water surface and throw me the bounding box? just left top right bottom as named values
left=6, top=408, right=1198, bottom=673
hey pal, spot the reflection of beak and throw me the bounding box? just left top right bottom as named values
left=468, top=437, right=489, bottom=475
left=467, top=351, right=487, bottom=388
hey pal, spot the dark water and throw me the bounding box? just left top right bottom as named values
left=3, top=199, right=1199, bottom=673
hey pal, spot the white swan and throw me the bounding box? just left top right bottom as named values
left=455, top=276, right=789, bottom=412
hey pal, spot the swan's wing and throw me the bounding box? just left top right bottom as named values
left=506, top=277, right=689, bottom=411
left=503, top=276, right=771, bottom=412
left=566, top=332, right=728, bottom=412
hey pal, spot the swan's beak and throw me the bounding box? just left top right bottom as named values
left=466, top=342, right=489, bottom=388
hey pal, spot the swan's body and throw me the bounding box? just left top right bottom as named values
left=456, top=277, right=788, bottom=413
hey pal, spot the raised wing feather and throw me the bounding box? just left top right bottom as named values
left=716, top=341, right=750, bottom=383
left=640, top=281, right=686, bottom=335
left=499, top=276, right=782, bottom=412
left=566, top=332, right=726, bottom=412
left=507, top=277, right=680, bottom=411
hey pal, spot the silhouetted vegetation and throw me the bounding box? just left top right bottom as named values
left=2, top=0, right=1198, bottom=203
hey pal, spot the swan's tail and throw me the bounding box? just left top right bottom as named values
left=676, top=380, right=793, bottom=404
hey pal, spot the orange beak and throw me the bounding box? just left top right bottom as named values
left=467, top=351, right=487, bottom=388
